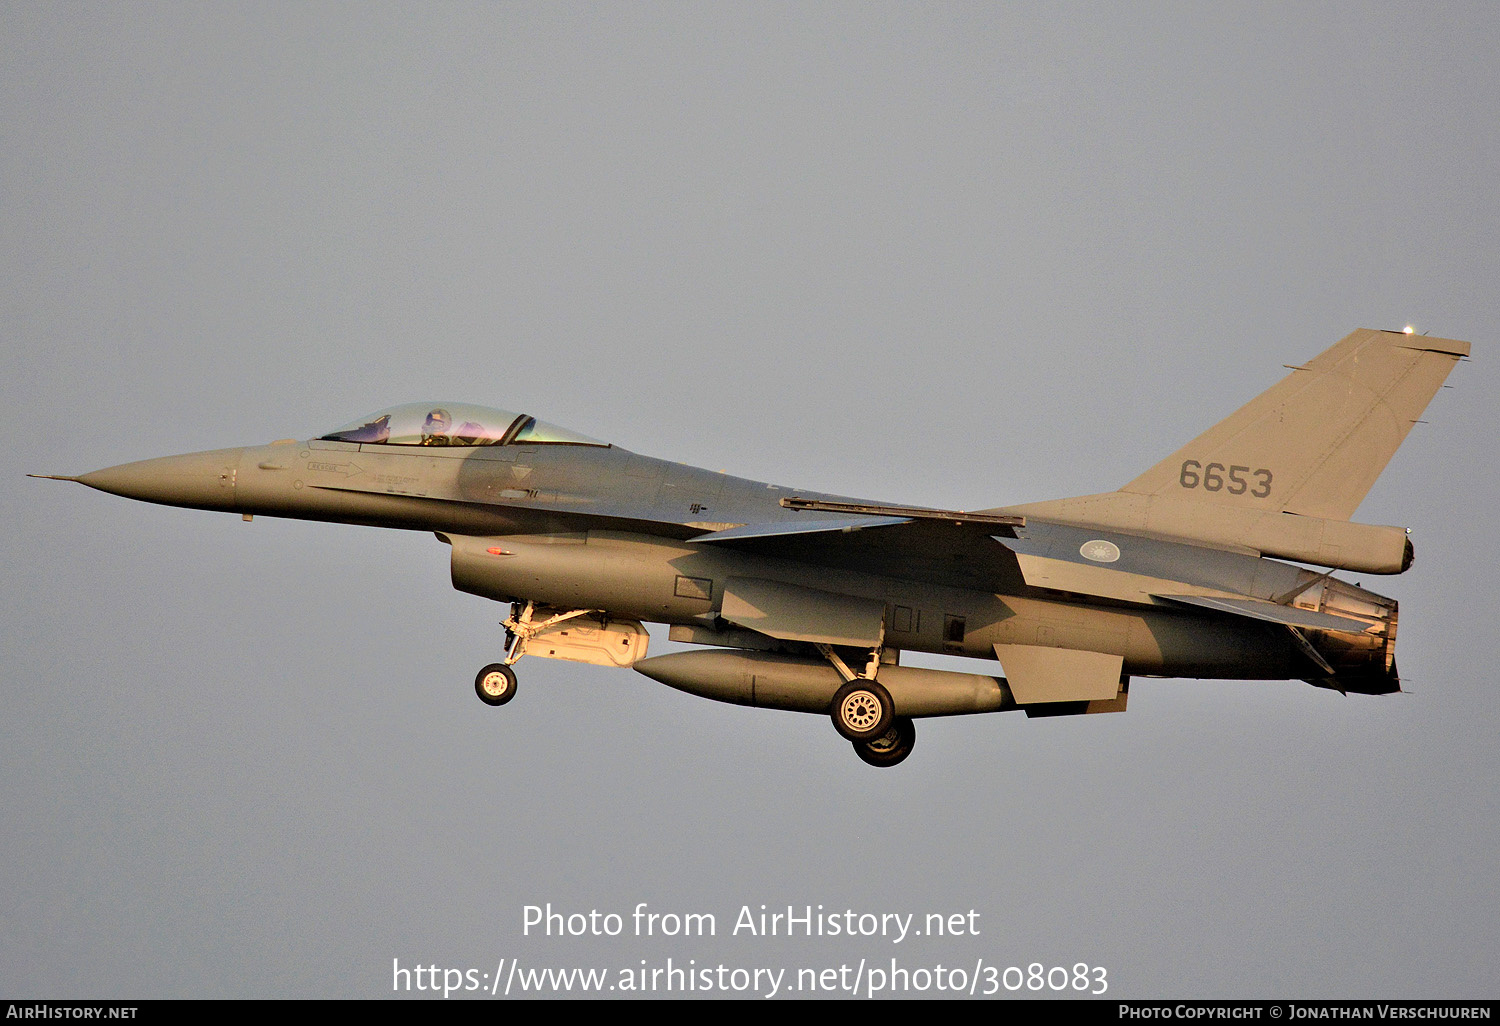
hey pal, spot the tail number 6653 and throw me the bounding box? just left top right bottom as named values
left=1179, top=460, right=1272, bottom=497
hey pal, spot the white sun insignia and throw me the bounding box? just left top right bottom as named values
left=1080, top=539, right=1121, bottom=563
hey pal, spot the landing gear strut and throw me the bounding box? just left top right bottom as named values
left=473, top=600, right=600, bottom=707
left=816, top=634, right=899, bottom=745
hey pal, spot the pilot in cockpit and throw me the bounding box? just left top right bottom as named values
left=421, top=408, right=453, bottom=445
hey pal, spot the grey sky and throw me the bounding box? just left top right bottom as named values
left=3, top=2, right=1497, bottom=998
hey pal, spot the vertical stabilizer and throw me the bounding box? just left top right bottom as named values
left=1002, top=329, right=1470, bottom=572
left=1119, top=329, right=1468, bottom=520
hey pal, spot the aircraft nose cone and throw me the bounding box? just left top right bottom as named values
left=77, top=447, right=246, bottom=512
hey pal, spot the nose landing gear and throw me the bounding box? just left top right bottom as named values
left=474, top=663, right=518, bottom=706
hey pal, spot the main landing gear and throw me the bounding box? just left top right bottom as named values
left=853, top=717, right=916, bottom=768
left=830, top=677, right=894, bottom=742
left=815, top=638, right=912, bottom=767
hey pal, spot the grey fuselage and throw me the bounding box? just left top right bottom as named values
left=74, top=435, right=1389, bottom=685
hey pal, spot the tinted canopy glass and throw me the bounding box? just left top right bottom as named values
left=320, top=402, right=606, bottom=447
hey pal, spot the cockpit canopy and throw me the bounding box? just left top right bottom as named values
left=320, top=402, right=607, bottom=448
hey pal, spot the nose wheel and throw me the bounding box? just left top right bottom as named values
left=475, top=663, right=518, bottom=706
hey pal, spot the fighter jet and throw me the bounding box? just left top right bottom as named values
left=34, top=328, right=1469, bottom=766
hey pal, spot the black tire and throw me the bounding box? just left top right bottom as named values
left=829, top=677, right=895, bottom=742
left=853, top=717, right=916, bottom=768
left=474, top=663, right=518, bottom=706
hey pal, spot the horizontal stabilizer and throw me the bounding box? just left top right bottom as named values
left=1152, top=593, right=1374, bottom=634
